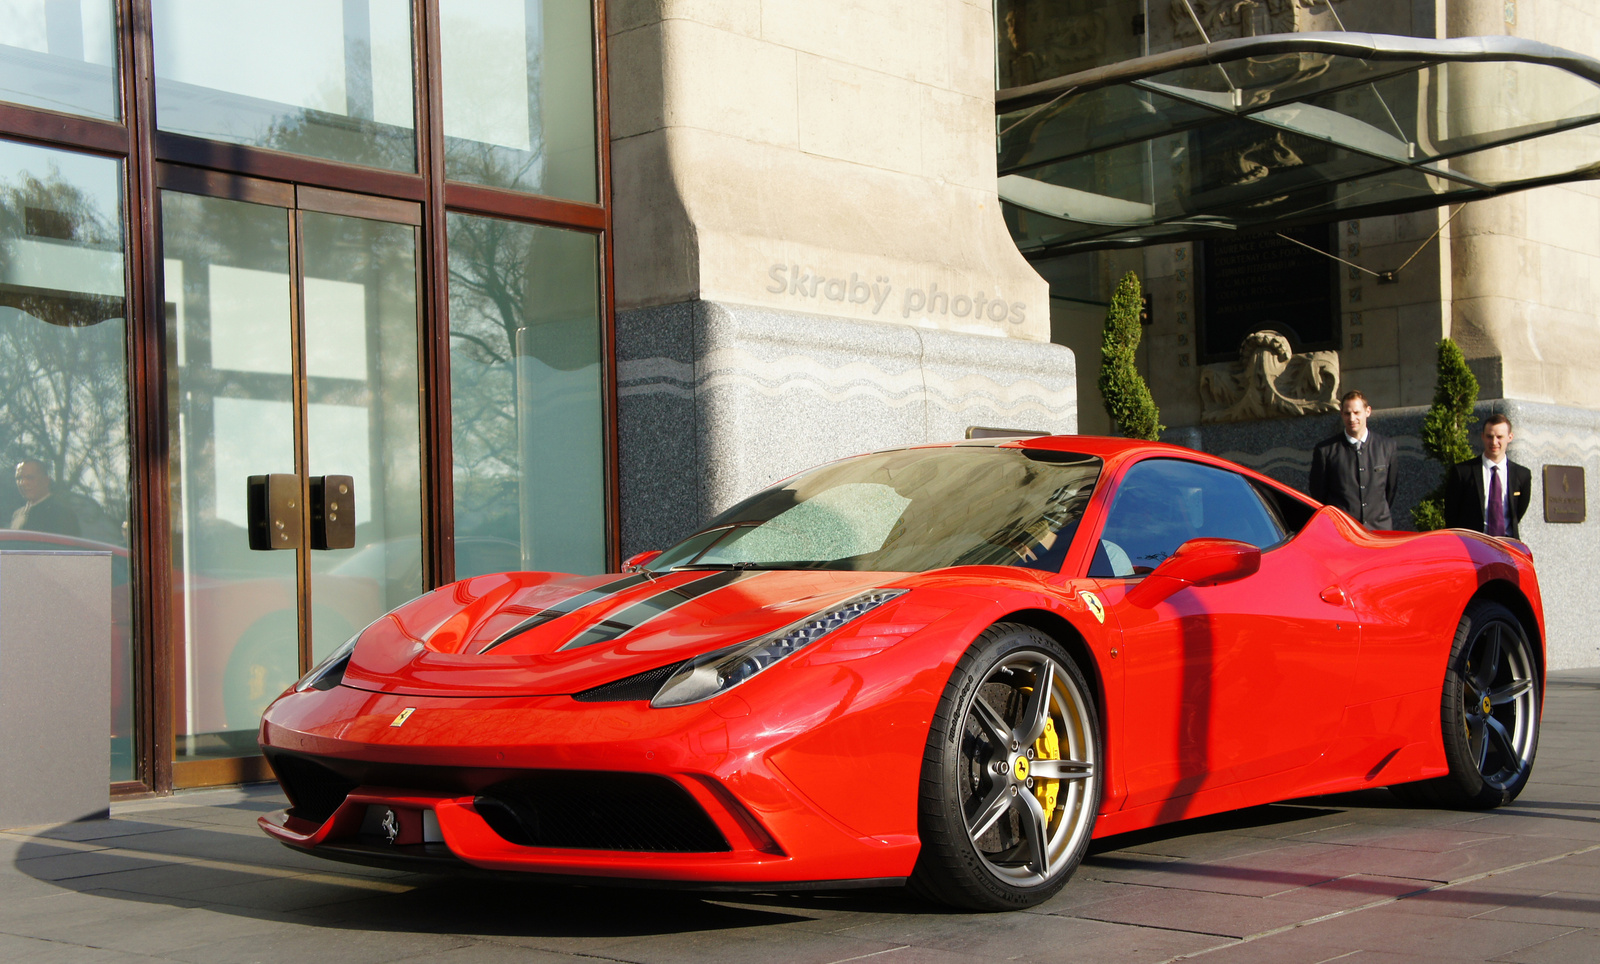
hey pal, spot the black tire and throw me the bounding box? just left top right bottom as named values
left=909, top=623, right=1102, bottom=911
left=1392, top=599, right=1540, bottom=810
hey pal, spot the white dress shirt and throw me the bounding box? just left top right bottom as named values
left=1480, top=455, right=1513, bottom=518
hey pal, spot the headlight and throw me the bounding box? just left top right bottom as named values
left=293, top=618, right=382, bottom=692
left=650, top=589, right=907, bottom=708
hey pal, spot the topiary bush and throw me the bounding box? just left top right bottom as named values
left=1098, top=271, right=1163, bottom=441
left=1412, top=337, right=1479, bottom=530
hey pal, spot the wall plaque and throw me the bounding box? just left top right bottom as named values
left=1198, top=223, right=1339, bottom=363
left=1543, top=465, right=1586, bottom=523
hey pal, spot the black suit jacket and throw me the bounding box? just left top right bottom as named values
left=1443, top=458, right=1532, bottom=538
left=9, top=493, right=79, bottom=537
left=1308, top=431, right=1399, bottom=530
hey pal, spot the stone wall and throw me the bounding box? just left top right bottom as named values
left=608, top=0, right=1051, bottom=341
left=617, top=300, right=1077, bottom=554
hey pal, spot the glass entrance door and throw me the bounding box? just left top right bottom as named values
left=159, top=173, right=424, bottom=778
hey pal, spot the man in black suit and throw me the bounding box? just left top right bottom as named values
left=1309, top=390, right=1399, bottom=530
left=1444, top=414, right=1532, bottom=538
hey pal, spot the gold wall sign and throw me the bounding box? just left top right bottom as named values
left=1543, top=465, right=1586, bottom=523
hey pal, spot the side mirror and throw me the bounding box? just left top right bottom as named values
left=623, top=549, right=662, bottom=572
left=1125, top=537, right=1260, bottom=609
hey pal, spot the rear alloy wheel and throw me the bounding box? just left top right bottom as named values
left=911, top=623, right=1101, bottom=910
left=1395, top=600, right=1540, bottom=809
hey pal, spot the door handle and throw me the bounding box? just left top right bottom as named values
left=1319, top=585, right=1347, bottom=606
left=247, top=474, right=302, bottom=550
left=310, top=475, right=356, bottom=550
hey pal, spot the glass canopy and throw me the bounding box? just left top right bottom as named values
left=997, top=33, right=1600, bottom=254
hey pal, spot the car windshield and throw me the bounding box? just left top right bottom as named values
left=647, top=446, right=1102, bottom=573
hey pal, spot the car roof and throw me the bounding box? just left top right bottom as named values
left=899, top=434, right=1317, bottom=506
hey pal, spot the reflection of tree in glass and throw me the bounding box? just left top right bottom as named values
left=447, top=213, right=599, bottom=543
left=157, top=191, right=292, bottom=568
left=448, top=214, right=524, bottom=539
left=255, top=37, right=418, bottom=174
left=0, top=166, right=128, bottom=540
left=440, top=12, right=546, bottom=195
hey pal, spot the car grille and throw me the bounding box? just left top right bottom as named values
left=264, top=750, right=730, bottom=853
left=474, top=772, right=730, bottom=852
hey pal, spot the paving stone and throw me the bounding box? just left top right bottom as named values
left=563, top=929, right=911, bottom=964
left=1480, top=855, right=1600, bottom=895
left=1494, top=928, right=1600, bottom=963
left=1277, top=832, right=1596, bottom=884
left=1181, top=936, right=1481, bottom=964
left=63, top=860, right=298, bottom=901
left=1270, top=906, right=1574, bottom=959
left=167, top=927, right=476, bottom=964
left=12, top=848, right=181, bottom=883
left=1069, top=885, right=1325, bottom=937
left=404, top=943, right=598, bottom=964
left=1080, top=844, right=1348, bottom=896
left=179, top=873, right=416, bottom=914
left=0, top=820, right=172, bottom=843
left=0, top=931, right=174, bottom=963
left=1371, top=880, right=1551, bottom=919
left=1273, top=823, right=1516, bottom=853
left=1475, top=892, right=1600, bottom=929
left=1264, top=873, right=1437, bottom=909
left=4, top=902, right=293, bottom=958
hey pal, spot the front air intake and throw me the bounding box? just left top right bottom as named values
left=571, top=662, right=684, bottom=702
left=475, top=771, right=730, bottom=852
left=266, top=751, right=360, bottom=824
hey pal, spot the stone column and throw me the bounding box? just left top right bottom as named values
left=608, top=0, right=1075, bottom=553
left=1445, top=0, right=1600, bottom=405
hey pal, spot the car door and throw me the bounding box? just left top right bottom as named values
left=1087, top=458, right=1357, bottom=813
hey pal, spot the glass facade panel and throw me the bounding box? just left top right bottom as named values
left=0, top=138, right=132, bottom=779
left=448, top=213, right=603, bottom=578
left=303, top=211, right=424, bottom=663
left=440, top=0, right=597, bottom=202
left=0, top=0, right=118, bottom=119
left=152, top=0, right=417, bottom=172
left=160, top=190, right=299, bottom=761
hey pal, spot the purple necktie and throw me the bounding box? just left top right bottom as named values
left=1487, top=465, right=1507, bottom=536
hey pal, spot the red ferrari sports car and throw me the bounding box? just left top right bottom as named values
left=259, top=436, right=1544, bottom=910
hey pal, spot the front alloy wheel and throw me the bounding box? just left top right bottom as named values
left=1394, top=599, right=1540, bottom=809
left=911, top=624, right=1101, bottom=910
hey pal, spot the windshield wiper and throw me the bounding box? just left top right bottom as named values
left=670, top=562, right=791, bottom=571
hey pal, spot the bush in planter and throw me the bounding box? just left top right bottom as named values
left=1412, top=337, right=1478, bottom=530
left=1097, top=271, right=1163, bottom=441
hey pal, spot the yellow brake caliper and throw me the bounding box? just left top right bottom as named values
left=1032, top=716, right=1060, bottom=823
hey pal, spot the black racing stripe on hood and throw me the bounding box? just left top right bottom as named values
left=558, top=569, right=758, bottom=651
left=477, top=572, right=655, bottom=654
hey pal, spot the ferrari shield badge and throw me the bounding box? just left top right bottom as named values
left=390, top=707, right=416, bottom=728
left=1078, top=590, right=1105, bottom=624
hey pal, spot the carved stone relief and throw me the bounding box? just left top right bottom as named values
left=1199, top=329, right=1339, bottom=423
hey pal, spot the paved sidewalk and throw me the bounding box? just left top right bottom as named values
left=5, top=669, right=1598, bottom=964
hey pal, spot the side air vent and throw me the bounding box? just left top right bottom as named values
left=475, top=772, right=729, bottom=852
left=571, top=662, right=683, bottom=702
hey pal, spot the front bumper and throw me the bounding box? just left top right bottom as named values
left=258, top=683, right=923, bottom=886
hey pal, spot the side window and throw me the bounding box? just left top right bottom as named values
left=1090, top=460, right=1286, bottom=578
left=1253, top=480, right=1316, bottom=534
